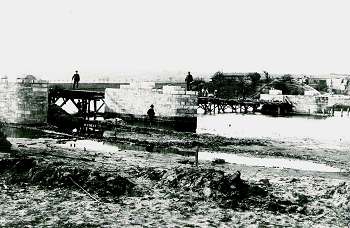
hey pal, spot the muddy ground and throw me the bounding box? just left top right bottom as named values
left=1, top=125, right=350, bottom=227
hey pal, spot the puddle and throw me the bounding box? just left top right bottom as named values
left=56, top=140, right=120, bottom=153
left=56, top=139, right=179, bottom=154
left=56, top=139, right=342, bottom=173
left=199, top=152, right=342, bottom=173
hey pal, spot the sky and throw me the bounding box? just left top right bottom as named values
left=0, top=0, right=349, bottom=81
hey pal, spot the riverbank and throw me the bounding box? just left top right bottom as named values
left=1, top=125, right=350, bottom=227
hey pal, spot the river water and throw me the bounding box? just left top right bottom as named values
left=196, top=112, right=349, bottom=172
left=197, top=112, right=350, bottom=144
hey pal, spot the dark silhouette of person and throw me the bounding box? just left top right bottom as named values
left=76, top=100, right=82, bottom=114
left=147, top=104, right=155, bottom=126
left=185, top=72, right=193, bottom=91
left=72, top=70, right=80, bottom=89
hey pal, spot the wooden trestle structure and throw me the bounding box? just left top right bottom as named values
left=198, top=97, right=293, bottom=115
left=48, top=89, right=105, bottom=132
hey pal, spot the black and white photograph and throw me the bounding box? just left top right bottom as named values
left=0, top=0, right=350, bottom=227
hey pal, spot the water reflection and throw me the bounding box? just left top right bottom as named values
left=2, top=126, right=44, bottom=139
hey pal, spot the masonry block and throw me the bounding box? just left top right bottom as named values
left=0, top=79, right=48, bottom=124
left=105, top=83, right=198, bottom=119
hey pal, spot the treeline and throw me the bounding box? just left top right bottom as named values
left=192, top=71, right=267, bottom=99
left=192, top=72, right=304, bottom=99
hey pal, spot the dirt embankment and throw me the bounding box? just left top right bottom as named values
left=0, top=156, right=269, bottom=208
left=2, top=154, right=348, bottom=219
left=2, top=151, right=325, bottom=216
left=0, top=158, right=134, bottom=198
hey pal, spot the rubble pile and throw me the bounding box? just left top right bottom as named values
left=160, top=167, right=249, bottom=198
left=0, top=158, right=135, bottom=198
left=139, top=166, right=271, bottom=211
left=140, top=166, right=319, bottom=213
left=325, top=182, right=350, bottom=221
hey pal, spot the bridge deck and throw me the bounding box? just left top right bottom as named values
left=198, top=97, right=292, bottom=115
left=49, top=89, right=104, bottom=100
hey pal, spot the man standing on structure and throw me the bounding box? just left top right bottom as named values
left=147, top=104, right=155, bottom=126
left=185, top=72, right=193, bottom=91
left=72, top=70, right=80, bottom=89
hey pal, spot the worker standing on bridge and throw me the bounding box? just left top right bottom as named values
left=72, top=70, right=80, bottom=89
left=147, top=104, right=155, bottom=126
left=185, top=72, right=193, bottom=91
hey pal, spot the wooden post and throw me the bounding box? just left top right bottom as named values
left=195, top=145, right=199, bottom=167
left=347, top=107, right=349, bottom=117
left=341, top=108, right=343, bottom=117
left=88, top=100, right=91, bottom=133
left=94, top=100, right=97, bottom=120
left=277, top=106, right=281, bottom=115
left=88, top=100, right=91, bottom=118
left=83, top=99, right=87, bottom=133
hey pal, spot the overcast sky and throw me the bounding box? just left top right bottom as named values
left=0, top=0, right=349, bottom=80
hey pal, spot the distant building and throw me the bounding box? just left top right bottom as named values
left=269, top=89, right=282, bottom=95
left=327, top=74, right=350, bottom=93
left=304, top=74, right=350, bottom=95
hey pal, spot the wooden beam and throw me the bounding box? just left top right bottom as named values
left=59, top=98, right=69, bottom=108
left=70, top=98, right=78, bottom=108
left=96, top=99, right=105, bottom=113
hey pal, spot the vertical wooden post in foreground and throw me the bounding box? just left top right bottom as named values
left=195, top=145, right=200, bottom=167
